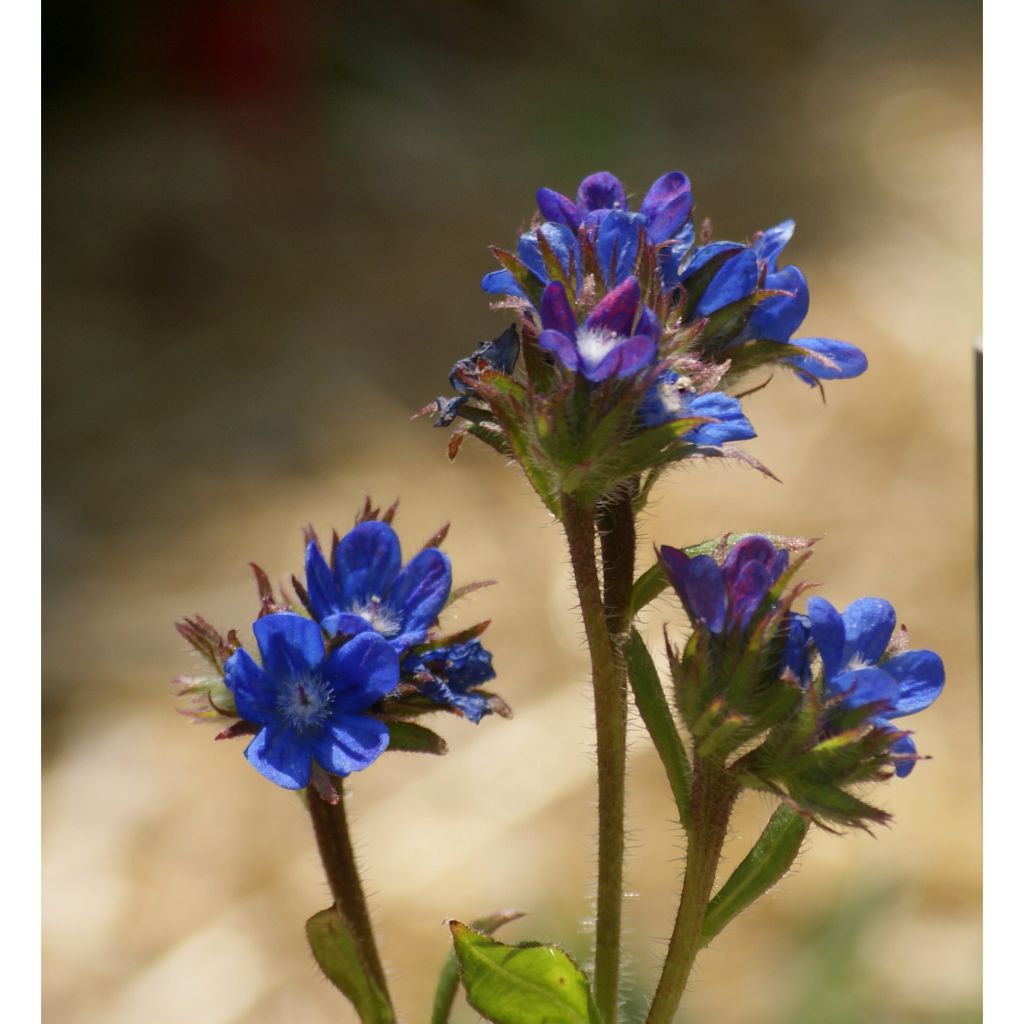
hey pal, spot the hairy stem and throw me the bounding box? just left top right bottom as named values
left=562, top=493, right=630, bottom=1022
left=597, top=478, right=639, bottom=641
left=307, top=780, right=393, bottom=1006
left=646, top=758, right=738, bottom=1024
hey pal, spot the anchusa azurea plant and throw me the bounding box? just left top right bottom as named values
left=175, top=169, right=944, bottom=1024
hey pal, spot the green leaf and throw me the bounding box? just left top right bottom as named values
left=385, top=721, right=448, bottom=756
left=624, top=629, right=691, bottom=829
left=450, top=921, right=602, bottom=1024
left=700, top=805, right=809, bottom=946
left=306, top=905, right=396, bottom=1024
left=431, top=910, right=524, bottom=1024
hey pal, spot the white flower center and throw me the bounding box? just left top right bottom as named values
left=278, top=674, right=333, bottom=731
left=348, top=596, right=403, bottom=638
left=575, top=326, right=620, bottom=372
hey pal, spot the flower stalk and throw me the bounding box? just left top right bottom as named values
left=561, top=492, right=632, bottom=1021
left=306, top=780, right=393, bottom=1010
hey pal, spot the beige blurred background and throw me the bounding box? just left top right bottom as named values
left=43, top=2, right=980, bottom=1021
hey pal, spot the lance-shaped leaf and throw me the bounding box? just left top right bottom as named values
left=699, top=804, right=809, bottom=946
left=431, top=910, right=524, bottom=1024
left=449, top=921, right=601, bottom=1024
left=385, top=721, right=448, bottom=756
left=625, top=629, right=691, bottom=829
left=306, top=905, right=395, bottom=1024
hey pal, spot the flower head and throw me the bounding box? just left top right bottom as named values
left=304, top=521, right=451, bottom=652
left=805, top=596, right=945, bottom=776
left=224, top=613, right=398, bottom=789
left=402, top=639, right=497, bottom=723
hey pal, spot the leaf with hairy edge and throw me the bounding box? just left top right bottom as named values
left=385, top=721, right=448, bottom=756
left=700, top=805, right=809, bottom=946
left=306, top=906, right=396, bottom=1024
left=449, top=922, right=601, bottom=1024
left=431, top=911, right=525, bottom=1024
left=625, top=629, right=691, bottom=829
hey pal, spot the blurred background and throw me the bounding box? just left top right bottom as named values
left=43, top=1, right=981, bottom=1021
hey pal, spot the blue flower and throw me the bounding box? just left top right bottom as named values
left=806, top=596, right=945, bottom=777
left=224, top=613, right=398, bottom=789
left=661, top=536, right=789, bottom=635
left=305, top=521, right=451, bottom=653
left=402, top=639, right=497, bottom=723
left=639, top=372, right=756, bottom=448
left=538, top=276, right=657, bottom=382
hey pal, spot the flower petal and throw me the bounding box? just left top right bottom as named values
left=752, top=219, right=795, bottom=272
left=728, top=560, right=772, bottom=630
left=313, top=715, right=390, bottom=776
left=325, top=631, right=401, bottom=711
left=320, top=612, right=375, bottom=640
left=224, top=648, right=278, bottom=723
left=657, top=224, right=696, bottom=289
left=841, top=597, right=896, bottom=667
left=788, top=338, right=868, bottom=381
left=661, top=547, right=727, bottom=634
left=695, top=249, right=759, bottom=317
left=584, top=276, right=640, bottom=336
left=807, top=596, right=846, bottom=679
left=517, top=222, right=576, bottom=283
left=538, top=329, right=580, bottom=372
left=683, top=392, right=756, bottom=446
left=636, top=304, right=663, bottom=343
left=305, top=540, right=340, bottom=621
left=748, top=265, right=809, bottom=342
left=828, top=667, right=899, bottom=709
left=596, top=210, right=643, bottom=286
left=589, top=334, right=656, bottom=382
left=883, top=649, right=945, bottom=717
left=537, top=187, right=582, bottom=231
left=539, top=280, right=577, bottom=337
left=389, top=547, right=452, bottom=636
left=888, top=729, right=919, bottom=778
left=244, top=726, right=312, bottom=789
left=575, top=171, right=627, bottom=214
left=481, top=269, right=526, bottom=299
left=334, top=521, right=402, bottom=609
left=640, top=171, right=693, bottom=244
left=253, top=613, right=325, bottom=681
left=722, top=536, right=784, bottom=592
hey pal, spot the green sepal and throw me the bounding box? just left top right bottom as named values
left=700, top=804, right=810, bottom=946
left=449, top=921, right=602, bottom=1024
left=385, top=720, right=448, bottom=756
left=697, top=290, right=783, bottom=354
left=624, top=629, right=691, bottom=829
left=306, top=905, right=396, bottom=1024
left=431, top=910, right=524, bottom=1024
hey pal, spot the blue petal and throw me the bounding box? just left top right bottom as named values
left=224, top=648, right=278, bottom=724
left=305, top=540, right=340, bottom=622
left=481, top=269, right=526, bottom=299
left=680, top=240, right=745, bottom=279
left=538, top=329, right=580, bottom=372
left=883, top=649, right=945, bottom=717
left=828, top=667, right=899, bottom=708
left=588, top=334, right=656, bottom=382
left=576, top=171, right=627, bottom=214
left=661, top=547, right=727, bottom=634
left=253, top=613, right=325, bottom=682
left=722, top=536, right=784, bottom=592
left=584, top=275, right=640, bottom=336
left=639, top=171, right=693, bottom=244
left=312, top=715, right=390, bottom=776
left=752, top=220, right=795, bottom=272
left=747, top=265, right=809, bottom=342
left=334, top=521, right=402, bottom=610
left=324, top=631, right=400, bottom=711
left=683, top=392, right=756, bottom=446
left=807, top=597, right=846, bottom=680
left=636, top=304, right=662, bottom=343
left=539, top=280, right=577, bottom=337
left=320, top=612, right=375, bottom=640
left=782, top=613, right=813, bottom=685
left=244, top=726, right=312, bottom=790
left=389, top=547, right=452, bottom=637
left=840, top=597, right=896, bottom=668
left=695, top=249, right=759, bottom=317
left=517, top=222, right=576, bottom=284
left=536, top=187, right=582, bottom=232
left=887, top=729, right=919, bottom=778
left=596, top=210, right=643, bottom=286
left=788, top=338, right=868, bottom=381
left=657, top=225, right=696, bottom=290
left=728, top=560, right=771, bottom=631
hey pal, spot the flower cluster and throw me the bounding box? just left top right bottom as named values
left=658, top=534, right=943, bottom=826
left=175, top=501, right=505, bottom=795
left=427, top=170, right=866, bottom=514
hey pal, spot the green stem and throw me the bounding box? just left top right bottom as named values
left=307, top=780, right=393, bottom=1008
left=645, top=759, right=738, bottom=1024
left=562, top=493, right=629, bottom=1023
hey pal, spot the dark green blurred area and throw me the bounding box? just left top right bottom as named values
left=43, top=3, right=981, bottom=1023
